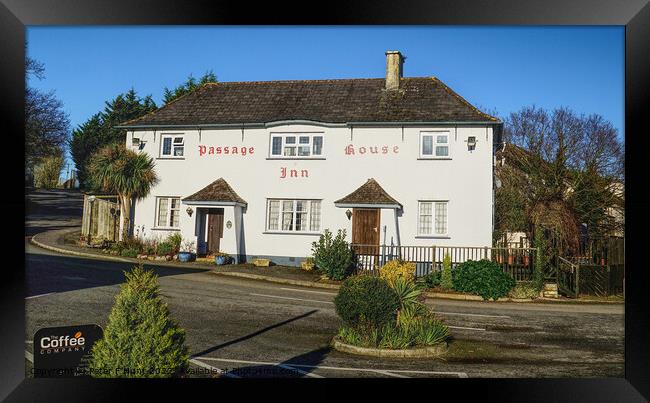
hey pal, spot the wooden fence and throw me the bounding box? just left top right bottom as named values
left=80, top=195, right=120, bottom=244
left=560, top=237, right=625, bottom=297
left=351, top=244, right=536, bottom=282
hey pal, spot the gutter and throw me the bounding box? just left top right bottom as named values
left=116, top=120, right=502, bottom=130
left=334, top=203, right=402, bottom=210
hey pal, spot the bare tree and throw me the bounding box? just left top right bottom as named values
left=25, top=56, right=70, bottom=175
left=497, top=106, right=624, bottom=253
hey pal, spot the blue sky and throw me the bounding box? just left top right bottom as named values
left=27, top=26, right=624, bottom=174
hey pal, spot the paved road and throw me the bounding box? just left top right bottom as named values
left=24, top=189, right=624, bottom=378
left=25, top=242, right=624, bottom=378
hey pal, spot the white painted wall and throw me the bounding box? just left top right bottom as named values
left=127, top=123, right=495, bottom=262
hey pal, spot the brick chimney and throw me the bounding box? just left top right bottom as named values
left=385, top=50, right=405, bottom=91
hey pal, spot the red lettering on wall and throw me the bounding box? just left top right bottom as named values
left=279, top=166, right=309, bottom=178
left=198, top=145, right=254, bottom=157
left=344, top=144, right=399, bottom=156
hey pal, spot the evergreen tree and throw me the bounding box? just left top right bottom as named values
left=163, top=71, right=217, bottom=105
left=89, top=265, right=188, bottom=378
left=69, top=89, right=157, bottom=189
left=440, top=254, right=453, bottom=290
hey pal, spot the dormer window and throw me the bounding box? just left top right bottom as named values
left=270, top=133, right=324, bottom=158
left=160, top=134, right=184, bottom=158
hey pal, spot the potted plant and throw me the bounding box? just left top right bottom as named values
left=301, top=257, right=315, bottom=271
left=178, top=240, right=196, bottom=263
left=214, top=251, right=231, bottom=265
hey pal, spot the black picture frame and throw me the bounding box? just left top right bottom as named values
left=3, top=0, right=649, bottom=401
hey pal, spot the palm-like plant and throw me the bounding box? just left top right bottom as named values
left=88, top=144, right=158, bottom=241
left=390, top=277, right=428, bottom=324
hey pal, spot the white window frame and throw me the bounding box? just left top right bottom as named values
left=265, top=199, right=322, bottom=233
left=417, top=200, right=449, bottom=237
left=155, top=196, right=181, bottom=229
left=269, top=133, right=324, bottom=159
left=419, top=131, right=451, bottom=159
left=160, top=133, right=185, bottom=158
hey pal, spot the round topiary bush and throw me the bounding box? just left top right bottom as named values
left=452, top=259, right=516, bottom=301
left=334, top=275, right=400, bottom=327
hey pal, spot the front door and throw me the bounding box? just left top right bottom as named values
left=206, top=209, right=224, bottom=255
left=352, top=208, right=380, bottom=258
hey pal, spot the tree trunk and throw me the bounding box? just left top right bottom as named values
left=118, top=194, right=132, bottom=242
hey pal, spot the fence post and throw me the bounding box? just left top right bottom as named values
left=484, top=246, right=488, bottom=261
left=575, top=264, right=580, bottom=298
left=432, top=245, right=436, bottom=271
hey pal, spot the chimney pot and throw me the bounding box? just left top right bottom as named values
left=385, top=50, right=405, bottom=91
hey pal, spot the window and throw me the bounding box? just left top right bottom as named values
left=420, top=131, right=450, bottom=158
left=161, top=134, right=184, bottom=157
left=418, top=201, right=448, bottom=236
left=270, top=134, right=324, bottom=158
left=267, top=199, right=322, bottom=232
left=156, top=197, right=181, bottom=228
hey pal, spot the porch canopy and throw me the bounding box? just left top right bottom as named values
left=334, top=178, right=402, bottom=209
left=182, top=178, right=247, bottom=206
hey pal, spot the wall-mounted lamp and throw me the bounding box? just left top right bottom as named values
left=88, top=195, right=96, bottom=203
left=466, top=136, right=477, bottom=151
left=186, top=206, right=194, bottom=217
left=345, top=209, right=353, bottom=220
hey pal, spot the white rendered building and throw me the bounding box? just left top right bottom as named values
left=119, top=51, right=501, bottom=265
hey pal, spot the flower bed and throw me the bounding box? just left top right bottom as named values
left=332, top=265, right=450, bottom=356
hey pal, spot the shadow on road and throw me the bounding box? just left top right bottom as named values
left=190, top=309, right=332, bottom=378
left=192, top=309, right=319, bottom=358
left=224, top=347, right=331, bottom=378
left=25, top=252, right=210, bottom=296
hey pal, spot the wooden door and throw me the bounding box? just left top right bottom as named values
left=352, top=208, right=380, bottom=256
left=207, top=210, right=224, bottom=254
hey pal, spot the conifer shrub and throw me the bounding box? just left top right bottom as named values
left=334, top=275, right=400, bottom=328
left=440, top=254, right=454, bottom=290
left=533, top=231, right=547, bottom=291
left=453, top=259, right=516, bottom=301
left=89, top=265, right=189, bottom=378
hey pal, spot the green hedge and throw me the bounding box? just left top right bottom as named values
left=453, top=259, right=516, bottom=301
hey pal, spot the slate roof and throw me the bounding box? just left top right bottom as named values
left=182, top=178, right=247, bottom=205
left=121, top=77, right=498, bottom=127
left=334, top=178, right=402, bottom=208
